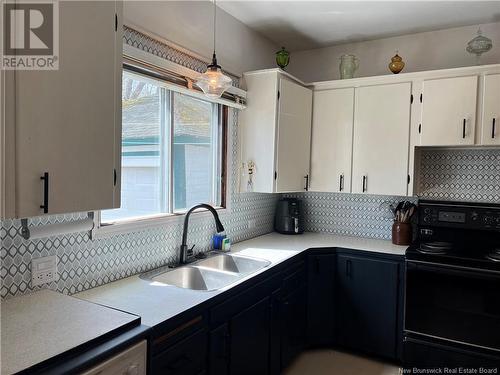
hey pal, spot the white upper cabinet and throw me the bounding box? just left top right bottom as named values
left=420, top=76, right=478, bottom=146
left=239, top=70, right=312, bottom=193
left=310, top=88, right=354, bottom=193
left=3, top=1, right=122, bottom=218
left=238, top=64, right=500, bottom=197
left=275, top=78, right=313, bottom=192
left=352, top=82, right=412, bottom=196
left=481, top=74, right=500, bottom=145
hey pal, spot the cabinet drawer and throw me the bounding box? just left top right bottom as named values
left=152, top=315, right=205, bottom=355
left=210, top=274, right=279, bottom=326
left=152, top=329, right=207, bottom=375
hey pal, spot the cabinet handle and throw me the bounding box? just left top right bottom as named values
left=346, top=259, right=352, bottom=278
left=40, top=172, right=49, bottom=214
left=462, top=119, right=466, bottom=139
left=304, top=175, right=309, bottom=191
left=362, top=175, right=367, bottom=193
left=492, top=118, right=496, bottom=139
left=339, top=174, right=344, bottom=192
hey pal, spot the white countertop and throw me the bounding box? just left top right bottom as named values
left=77, top=233, right=407, bottom=327
left=1, top=289, right=139, bottom=375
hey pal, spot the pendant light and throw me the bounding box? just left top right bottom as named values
left=196, top=0, right=232, bottom=98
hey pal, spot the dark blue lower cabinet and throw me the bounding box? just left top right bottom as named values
left=209, top=296, right=271, bottom=375
left=335, top=254, right=401, bottom=360
left=230, top=296, right=271, bottom=375
left=209, top=323, right=230, bottom=375
left=152, top=328, right=208, bottom=375
left=307, top=253, right=335, bottom=346
left=269, top=288, right=282, bottom=375
left=151, top=252, right=405, bottom=375
left=281, top=285, right=307, bottom=369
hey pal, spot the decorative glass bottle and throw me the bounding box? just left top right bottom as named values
left=276, top=47, right=290, bottom=70
left=466, top=28, right=493, bottom=65
left=388, top=52, right=405, bottom=74
left=339, top=54, right=359, bottom=79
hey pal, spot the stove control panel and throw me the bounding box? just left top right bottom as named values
left=420, top=202, right=500, bottom=231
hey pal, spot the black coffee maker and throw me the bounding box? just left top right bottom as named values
left=274, top=198, right=304, bottom=234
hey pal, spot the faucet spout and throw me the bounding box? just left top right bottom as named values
left=180, top=204, right=225, bottom=264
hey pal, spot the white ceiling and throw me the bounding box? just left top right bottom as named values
left=218, top=1, right=500, bottom=51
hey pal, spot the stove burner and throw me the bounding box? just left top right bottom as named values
left=486, top=248, right=500, bottom=262
left=419, top=241, right=453, bottom=254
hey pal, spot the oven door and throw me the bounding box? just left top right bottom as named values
left=405, top=260, right=500, bottom=352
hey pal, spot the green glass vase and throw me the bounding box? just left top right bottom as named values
left=276, top=47, right=290, bottom=69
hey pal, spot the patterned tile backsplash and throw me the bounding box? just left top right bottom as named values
left=284, top=192, right=414, bottom=240
left=418, top=148, right=500, bottom=203
left=2, top=27, right=500, bottom=300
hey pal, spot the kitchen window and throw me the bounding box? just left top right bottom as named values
left=100, top=69, right=227, bottom=227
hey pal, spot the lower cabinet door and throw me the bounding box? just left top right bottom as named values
left=269, top=289, right=282, bottom=375
left=152, top=329, right=207, bottom=375
left=336, top=254, right=400, bottom=360
left=307, top=254, right=335, bottom=346
left=229, top=296, right=271, bottom=375
left=209, top=323, right=230, bottom=375
left=281, top=285, right=307, bottom=370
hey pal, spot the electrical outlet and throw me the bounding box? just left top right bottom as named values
left=31, top=255, right=57, bottom=287
left=248, top=219, right=256, bottom=229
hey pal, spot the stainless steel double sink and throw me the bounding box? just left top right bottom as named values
left=140, top=253, right=271, bottom=291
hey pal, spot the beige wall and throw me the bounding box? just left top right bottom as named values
left=287, top=22, right=500, bottom=82
left=124, top=1, right=278, bottom=76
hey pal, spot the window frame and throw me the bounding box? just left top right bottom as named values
left=93, top=67, right=229, bottom=238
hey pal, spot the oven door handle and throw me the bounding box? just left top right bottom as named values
left=407, top=261, right=500, bottom=281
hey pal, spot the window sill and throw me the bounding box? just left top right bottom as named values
left=92, top=206, right=228, bottom=239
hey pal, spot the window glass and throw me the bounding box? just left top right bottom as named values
left=173, top=92, right=217, bottom=212
left=101, top=70, right=224, bottom=224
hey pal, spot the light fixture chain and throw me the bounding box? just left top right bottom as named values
left=213, top=0, right=217, bottom=54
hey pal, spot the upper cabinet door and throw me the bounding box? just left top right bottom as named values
left=420, top=76, right=478, bottom=146
left=310, top=88, right=354, bottom=193
left=352, top=82, right=412, bottom=196
left=239, top=72, right=279, bottom=194
left=13, top=1, right=122, bottom=218
left=275, top=78, right=313, bottom=193
left=481, top=74, right=500, bottom=145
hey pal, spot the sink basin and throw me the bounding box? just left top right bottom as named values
left=195, top=254, right=270, bottom=275
left=145, top=266, right=241, bottom=291
left=140, top=253, right=271, bottom=291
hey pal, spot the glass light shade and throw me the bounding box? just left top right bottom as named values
left=196, top=66, right=232, bottom=99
